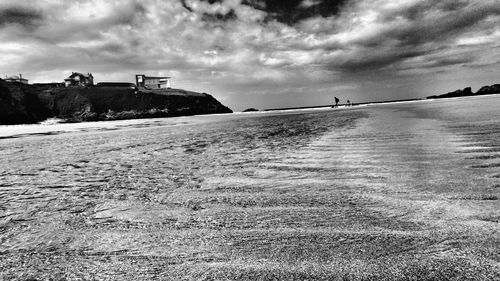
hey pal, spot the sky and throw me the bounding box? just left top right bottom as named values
left=1, top=0, right=500, bottom=111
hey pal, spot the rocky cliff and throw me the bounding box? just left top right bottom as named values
left=0, top=79, right=52, bottom=124
left=427, top=84, right=500, bottom=99
left=476, top=84, right=500, bottom=95
left=427, top=87, right=472, bottom=99
left=0, top=78, right=232, bottom=125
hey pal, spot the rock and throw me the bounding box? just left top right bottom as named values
left=427, top=84, right=500, bottom=99
left=243, top=108, right=259, bottom=112
left=0, top=78, right=51, bottom=124
left=476, top=84, right=500, bottom=96
left=462, top=87, right=473, bottom=96
left=427, top=87, right=473, bottom=99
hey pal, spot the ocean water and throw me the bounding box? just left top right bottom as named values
left=1, top=95, right=499, bottom=280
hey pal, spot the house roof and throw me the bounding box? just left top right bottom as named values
left=66, top=72, right=93, bottom=79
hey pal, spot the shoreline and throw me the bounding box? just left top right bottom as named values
left=262, top=91, right=500, bottom=112
left=2, top=94, right=500, bottom=140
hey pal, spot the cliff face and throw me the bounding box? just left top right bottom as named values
left=0, top=79, right=232, bottom=125
left=44, top=87, right=233, bottom=122
left=476, top=84, right=500, bottom=95
left=0, top=79, right=52, bottom=124
left=427, top=87, right=473, bottom=99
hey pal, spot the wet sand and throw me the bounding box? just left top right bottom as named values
left=1, top=95, right=499, bottom=280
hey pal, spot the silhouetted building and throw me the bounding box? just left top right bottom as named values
left=5, top=74, right=28, bottom=84
left=64, top=72, right=94, bottom=87
left=135, top=74, right=171, bottom=89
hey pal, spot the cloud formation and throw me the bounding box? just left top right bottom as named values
left=1, top=0, right=499, bottom=109
left=0, top=5, right=44, bottom=30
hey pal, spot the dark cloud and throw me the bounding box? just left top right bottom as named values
left=201, top=9, right=237, bottom=23
left=391, top=2, right=500, bottom=48
left=428, top=56, right=475, bottom=68
left=309, top=0, right=500, bottom=73
left=201, top=0, right=223, bottom=4
left=330, top=1, right=500, bottom=51
left=187, top=0, right=348, bottom=25
left=0, top=6, right=44, bottom=30
left=180, top=0, right=194, bottom=12
left=242, top=0, right=349, bottom=24
left=332, top=49, right=428, bottom=73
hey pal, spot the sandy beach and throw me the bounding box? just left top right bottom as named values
left=1, top=95, right=499, bottom=280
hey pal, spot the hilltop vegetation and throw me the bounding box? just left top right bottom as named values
left=0, top=78, right=232, bottom=125
left=0, top=79, right=51, bottom=124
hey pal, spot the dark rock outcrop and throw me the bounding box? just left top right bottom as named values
left=427, top=87, right=472, bottom=99
left=0, top=79, right=232, bottom=125
left=243, top=108, right=259, bottom=112
left=476, top=84, right=500, bottom=96
left=427, top=84, right=500, bottom=99
left=0, top=79, right=52, bottom=124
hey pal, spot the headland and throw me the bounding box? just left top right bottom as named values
left=0, top=78, right=232, bottom=125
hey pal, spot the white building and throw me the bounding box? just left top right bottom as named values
left=135, top=74, right=171, bottom=89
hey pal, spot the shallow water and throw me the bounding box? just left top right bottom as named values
left=1, top=96, right=499, bottom=280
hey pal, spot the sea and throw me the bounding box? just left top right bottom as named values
left=1, top=95, right=499, bottom=279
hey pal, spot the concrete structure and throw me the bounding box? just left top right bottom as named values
left=135, top=74, right=171, bottom=89
left=5, top=74, right=28, bottom=84
left=64, top=72, right=94, bottom=87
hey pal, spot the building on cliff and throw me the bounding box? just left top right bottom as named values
left=4, top=74, right=28, bottom=84
left=64, top=72, right=94, bottom=87
left=135, top=74, right=171, bottom=89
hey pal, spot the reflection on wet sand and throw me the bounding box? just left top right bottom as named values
left=1, top=96, right=499, bottom=280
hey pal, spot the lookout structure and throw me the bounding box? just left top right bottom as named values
left=5, top=74, right=28, bottom=84
left=135, top=74, right=171, bottom=89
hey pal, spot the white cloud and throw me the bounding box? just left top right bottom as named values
left=1, top=0, right=500, bottom=110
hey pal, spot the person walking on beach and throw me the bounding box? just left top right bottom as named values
left=333, top=97, right=339, bottom=108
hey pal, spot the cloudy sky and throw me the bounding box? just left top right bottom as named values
left=1, top=0, right=500, bottom=110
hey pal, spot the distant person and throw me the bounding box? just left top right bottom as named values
left=347, top=100, right=351, bottom=106
left=333, top=97, right=339, bottom=108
